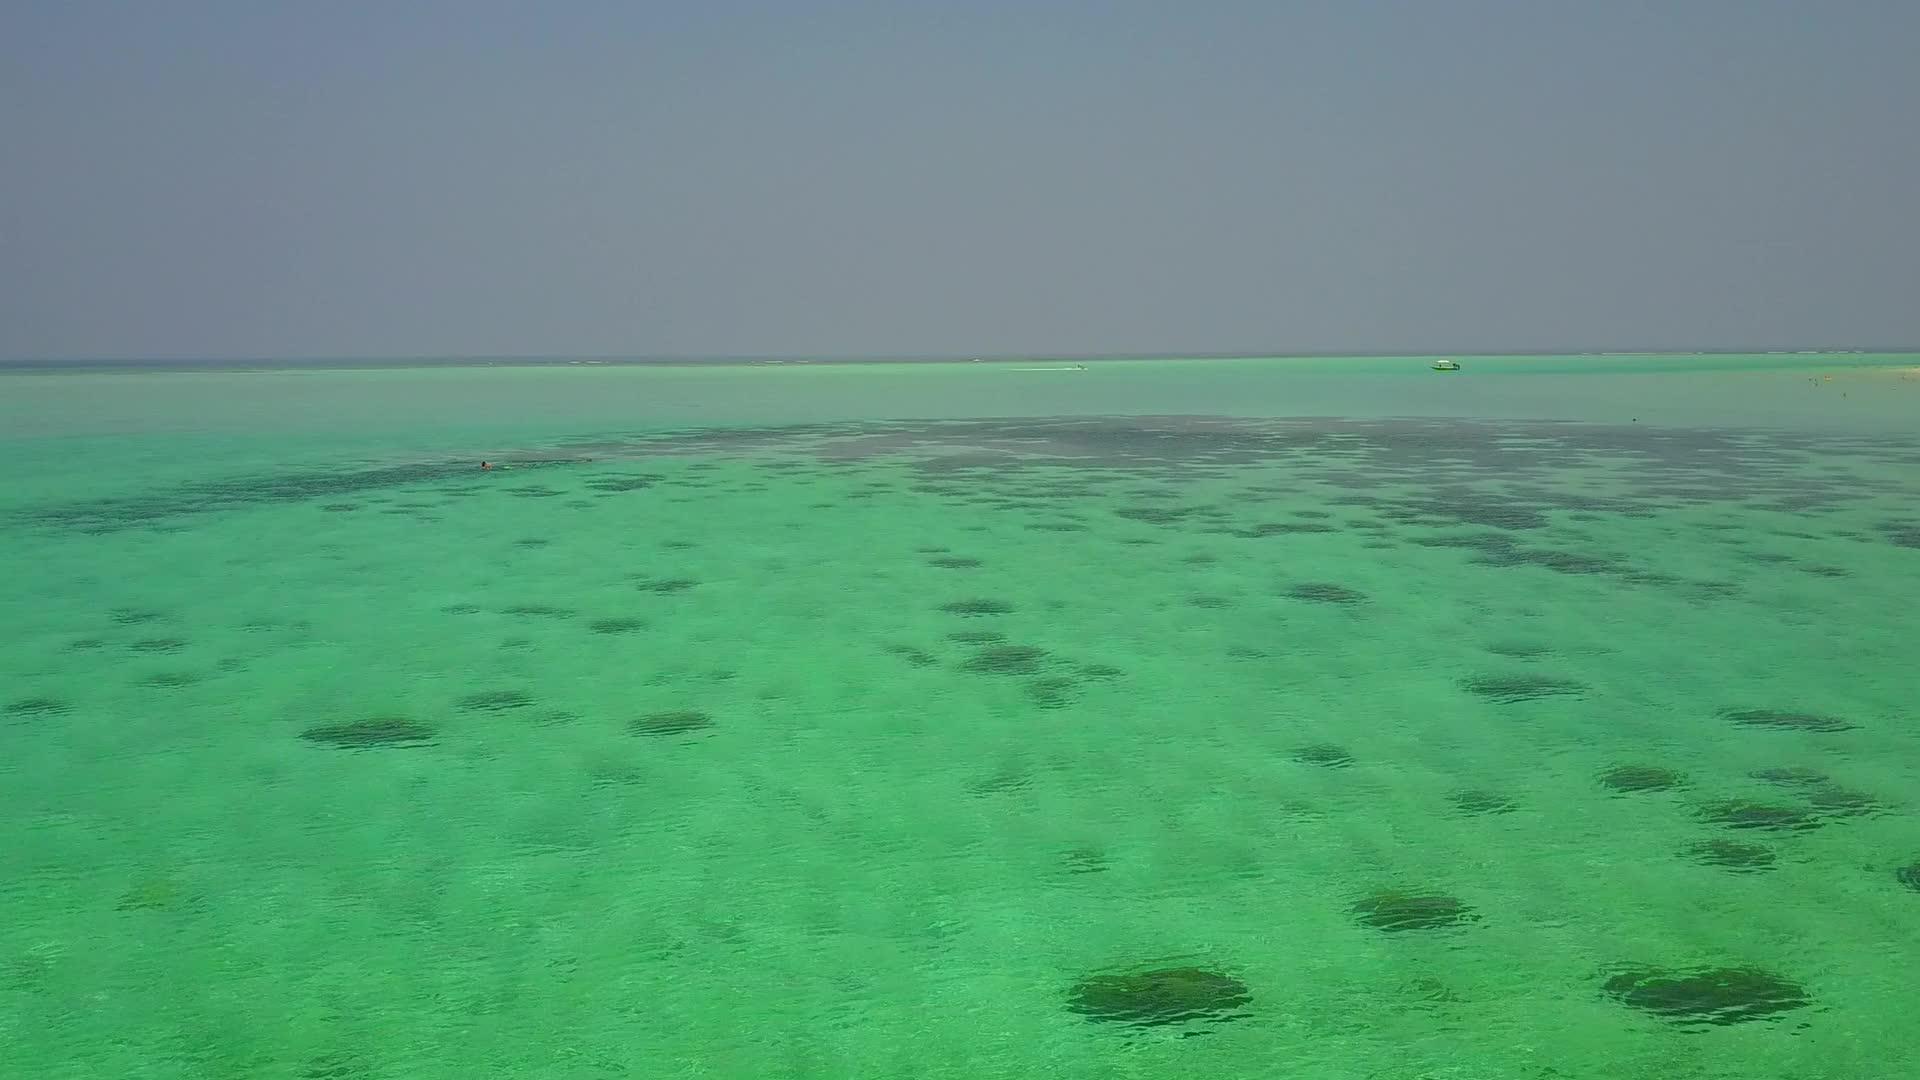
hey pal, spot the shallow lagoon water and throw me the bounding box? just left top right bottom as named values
left=3, top=354, right=1918, bottom=1079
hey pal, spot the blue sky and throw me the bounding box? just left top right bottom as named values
left=2, top=1, right=1914, bottom=359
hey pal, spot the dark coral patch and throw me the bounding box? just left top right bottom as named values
left=1350, top=890, right=1479, bottom=932
left=1115, top=506, right=1195, bottom=525
left=1287, top=583, right=1366, bottom=604
left=588, top=617, right=646, bottom=634
left=1749, top=766, right=1829, bottom=786
left=1697, top=800, right=1821, bottom=832
left=300, top=717, right=437, bottom=749
left=1292, top=744, right=1354, bottom=768
left=1451, top=790, right=1517, bottom=815
left=587, top=475, right=658, bottom=492
left=1722, top=708, right=1853, bottom=733
left=1485, top=641, right=1553, bottom=659
left=961, top=645, right=1049, bottom=675
left=37, top=456, right=591, bottom=532
left=1803, top=784, right=1881, bottom=819
left=967, top=767, right=1032, bottom=795
left=941, top=598, right=1015, bottom=616
left=947, top=629, right=1005, bottom=644
left=1475, top=546, right=1621, bottom=575
left=1065, top=967, right=1251, bottom=1029
left=1602, top=966, right=1811, bottom=1028
left=1684, top=839, right=1776, bottom=873
left=636, top=577, right=698, bottom=594
left=1407, top=493, right=1548, bottom=532
left=6, top=696, right=71, bottom=717
left=928, top=556, right=982, bottom=569
left=1062, top=847, right=1109, bottom=875
left=142, top=671, right=203, bottom=688
left=629, top=710, right=714, bottom=736
left=1599, top=765, right=1685, bottom=793
left=129, top=638, right=188, bottom=654
left=1896, top=862, right=1920, bottom=891
left=1460, top=675, right=1586, bottom=703
left=503, top=604, right=575, bottom=618
left=1237, top=521, right=1337, bottom=537
left=299, top=1052, right=368, bottom=1079
left=884, top=643, right=938, bottom=667
left=1025, top=677, right=1080, bottom=709
left=457, top=689, right=535, bottom=712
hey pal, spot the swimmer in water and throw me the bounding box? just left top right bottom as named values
left=480, top=461, right=495, bottom=470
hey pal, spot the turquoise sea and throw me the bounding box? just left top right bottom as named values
left=2, top=353, right=1917, bottom=1079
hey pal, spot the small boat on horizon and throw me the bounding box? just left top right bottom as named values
left=1431, top=358, right=1462, bottom=371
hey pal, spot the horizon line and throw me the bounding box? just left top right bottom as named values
left=3, top=345, right=1917, bottom=367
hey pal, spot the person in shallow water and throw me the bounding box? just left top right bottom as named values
left=480, top=461, right=495, bottom=470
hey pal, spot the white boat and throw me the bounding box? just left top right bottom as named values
left=1431, top=358, right=1462, bottom=371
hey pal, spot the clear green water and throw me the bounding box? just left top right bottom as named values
left=3, top=355, right=1917, bottom=1079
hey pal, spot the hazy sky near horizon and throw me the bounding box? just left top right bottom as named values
left=3, top=2, right=1915, bottom=360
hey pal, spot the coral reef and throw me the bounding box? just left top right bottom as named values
left=1602, top=966, right=1810, bottom=1028
left=1065, top=966, right=1252, bottom=1029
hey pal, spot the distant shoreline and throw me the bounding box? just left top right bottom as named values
left=1, top=349, right=1914, bottom=374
